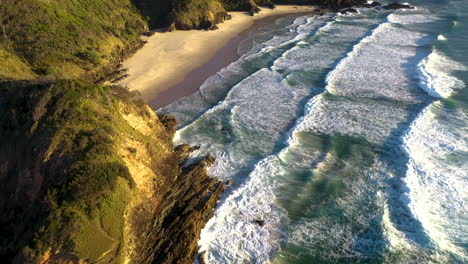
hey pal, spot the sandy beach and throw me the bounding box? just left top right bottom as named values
left=118, top=6, right=316, bottom=109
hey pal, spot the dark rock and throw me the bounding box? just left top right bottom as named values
left=129, top=153, right=224, bottom=264
left=190, top=145, right=201, bottom=152
left=197, top=251, right=207, bottom=264
left=175, top=144, right=193, bottom=162
left=383, top=2, right=415, bottom=10
left=262, top=3, right=275, bottom=9
left=203, top=155, right=216, bottom=167
left=249, top=5, right=260, bottom=16
left=158, top=114, right=178, bottom=136
left=142, top=31, right=155, bottom=37
left=254, top=219, right=265, bottom=226
left=166, top=22, right=176, bottom=32
left=321, top=0, right=367, bottom=10
left=224, top=179, right=233, bottom=186
left=371, top=1, right=382, bottom=7
left=175, top=144, right=191, bottom=151
left=110, top=73, right=129, bottom=83
left=341, top=8, right=358, bottom=14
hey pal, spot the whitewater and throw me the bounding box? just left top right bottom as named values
left=158, top=0, right=468, bottom=263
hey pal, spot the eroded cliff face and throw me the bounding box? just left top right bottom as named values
left=0, top=80, right=223, bottom=263
left=133, top=0, right=367, bottom=31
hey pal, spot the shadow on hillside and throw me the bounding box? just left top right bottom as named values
left=132, top=0, right=172, bottom=29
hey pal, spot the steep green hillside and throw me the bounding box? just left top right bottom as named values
left=0, top=0, right=147, bottom=81
left=0, top=80, right=223, bottom=263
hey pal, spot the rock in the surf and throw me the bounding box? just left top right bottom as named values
left=383, top=2, right=415, bottom=10
left=341, top=8, right=358, bottom=14
left=254, top=219, right=265, bottom=226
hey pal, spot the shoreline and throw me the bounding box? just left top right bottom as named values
left=117, top=6, right=317, bottom=109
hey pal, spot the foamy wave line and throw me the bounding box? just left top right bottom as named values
left=174, top=15, right=330, bottom=131
left=279, top=15, right=393, bottom=154
left=417, top=49, right=468, bottom=98
left=401, top=104, right=468, bottom=261
left=325, top=16, right=392, bottom=94
left=258, top=15, right=330, bottom=54
left=196, top=16, right=390, bottom=263
left=270, top=19, right=335, bottom=71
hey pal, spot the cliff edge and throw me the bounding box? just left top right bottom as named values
left=0, top=80, right=223, bottom=263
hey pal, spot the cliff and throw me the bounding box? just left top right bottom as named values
left=0, top=80, right=223, bottom=263
left=133, top=0, right=367, bottom=31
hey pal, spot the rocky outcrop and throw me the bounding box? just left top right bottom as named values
left=340, top=8, right=358, bottom=14
left=161, top=0, right=368, bottom=31
left=128, top=154, right=224, bottom=264
left=273, top=0, right=366, bottom=10
left=0, top=80, right=223, bottom=264
left=383, top=2, right=415, bottom=10
left=318, top=0, right=367, bottom=10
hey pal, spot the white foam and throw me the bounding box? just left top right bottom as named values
left=417, top=50, right=468, bottom=98
left=402, top=103, right=468, bottom=260
left=437, top=34, right=447, bottom=41
left=272, top=19, right=380, bottom=74
left=191, top=14, right=390, bottom=263
left=160, top=15, right=328, bottom=126
left=388, top=13, right=440, bottom=25
left=325, top=19, right=433, bottom=103
left=173, top=8, right=468, bottom=263
left=199, top=156, right=288, bottom=263
left=296, top=94, right=415, bottom=145
left=281, top=161, right=391, bottom=261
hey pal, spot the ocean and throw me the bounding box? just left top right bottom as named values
left=158, top=0, right=468, bottom=263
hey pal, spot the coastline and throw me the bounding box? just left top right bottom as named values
left=118, top=5, right=317, bottom=109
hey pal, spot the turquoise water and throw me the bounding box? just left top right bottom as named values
left=158, top=1, right=468, bottom=263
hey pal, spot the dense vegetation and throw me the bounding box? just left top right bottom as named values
left=0, top=79, right=176, bottom=262
left=0, top=0, right=365, bottom=81
left=0, top=0, right=147, bottom=81
left=135, top=0, right=365, bottom=31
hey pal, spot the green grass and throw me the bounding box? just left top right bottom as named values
left=73, top=212, right=117, bottom=262
left=0, top=80, right=175, bottom=262
left=0, top=47, right=36, bottom=80
left=0, top=0, right=146, bottom=80
left=171, top=0, right=226, bottom=28
left=72, top=177, right=132, bottom=262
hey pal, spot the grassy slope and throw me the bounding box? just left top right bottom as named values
left=0, top=80, right=175, bottom=263
left=0, top=0, right=147, bottom=81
